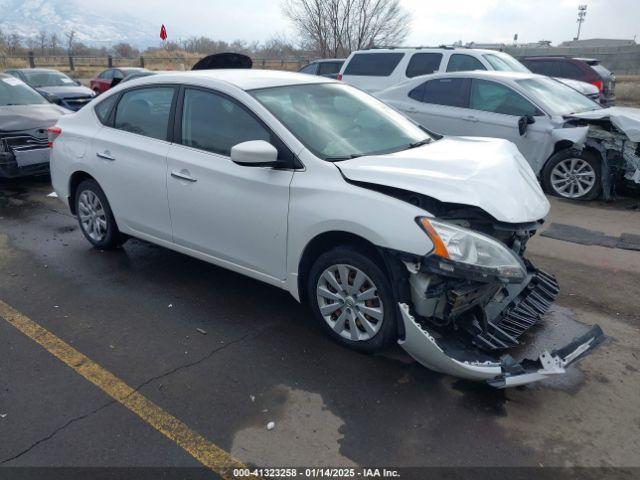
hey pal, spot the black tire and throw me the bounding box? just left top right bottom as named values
left=542, top=150, right=601, bottom=201
left=74, top=179, right=124, bottom=250
left=307, top=246, right=398, bottom=353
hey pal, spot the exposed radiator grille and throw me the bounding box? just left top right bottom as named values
left=471, top=270, right=559, bottom=351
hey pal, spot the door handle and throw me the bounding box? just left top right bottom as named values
left=171, top=170, right=198, bottom=182
left=462, top=115, right=479, bottom=123
left=96, top=151, right=115, bottom=161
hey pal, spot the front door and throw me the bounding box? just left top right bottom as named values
left=166, top=87, right=293, bottom=281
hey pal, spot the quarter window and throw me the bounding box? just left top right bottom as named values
left=343, top=53, right=405, bottom=76
left=114, top=87, right=175, bottom=140
left=446, top=54, right=486, bottom=72
left=405, top=53, right=443, bottom=78
left=180, top=88, right=271, bottom=157
left=418, top=78, right=470, bottom=107
left=299, top=64, right=316, bottom=74
left=469, top=79, right=538, bottom=116
left=94, top=94, right=118, bottom=125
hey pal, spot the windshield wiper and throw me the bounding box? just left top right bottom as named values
left=406, top=138, right=432, bottom=149
left=325, top=153, right=363, bottom=161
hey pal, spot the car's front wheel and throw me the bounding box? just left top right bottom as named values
left=75, top=179, right=124, bottom=249
left=542, top=150, right=601, bottom=200
left=307, top=247, right=397, bottom=353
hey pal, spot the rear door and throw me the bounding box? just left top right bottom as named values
left=166, top=87, right=294, bottom=281
left=90, top=86, right=176, bottom=241
left=402, top=77, right=473, bottom=136
left=341, top=52, right=405, bottom=92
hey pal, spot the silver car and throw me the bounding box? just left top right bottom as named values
left=377, top=70, right=640, bottom=201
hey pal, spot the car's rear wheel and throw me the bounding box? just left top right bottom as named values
left=542, top=150, right=601, bottom=200
left=75, top=179, right=124, bottom=249
left=307, top=247, right=397, bottom=353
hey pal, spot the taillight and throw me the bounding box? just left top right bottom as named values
left=337, top=73, right=343, bottom=81
left=47, top=126, right=62, bottom=148
left=591, top=80, right=603, bottom=92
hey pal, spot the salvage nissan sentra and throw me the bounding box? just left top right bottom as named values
left=49, top=70, right=603, bottom=388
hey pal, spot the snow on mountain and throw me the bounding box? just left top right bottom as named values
left=0, top=0, right=161, bottom=47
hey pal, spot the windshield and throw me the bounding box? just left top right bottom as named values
left=483, top=53, right=530, bottom=73
left=251, top=83, right=430, bottom=160
left=516, top=77, right=601, bottom=116
left=21, top=70, right=76, bottom=88
left=0, top=77, right=49, bottom=106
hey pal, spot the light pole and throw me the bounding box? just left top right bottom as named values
left=575, top=5, right=587, bottom=41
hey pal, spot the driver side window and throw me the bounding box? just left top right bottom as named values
left=180, top=88, right=271, bottom=157
left=469, top=79, right=539, bottom=116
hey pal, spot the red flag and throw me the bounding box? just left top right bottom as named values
left=160, top=24, right=167, bottom=41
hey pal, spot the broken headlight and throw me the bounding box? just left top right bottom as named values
left=417, top=217, right=526, bottom=281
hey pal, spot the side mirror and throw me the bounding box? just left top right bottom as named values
left=518, top=115, right=535, bottom=136
left=231, top=140, right=279, bottom=167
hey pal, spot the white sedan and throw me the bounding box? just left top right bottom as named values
left=49, top=70, right=602, bottom=387
left=377, top=70, right=640, bottom=201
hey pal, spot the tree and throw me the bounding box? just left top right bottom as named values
left=38, top=30, right=47, bottom=54
left=49, top=33, right=59, bottom=52
left=8, top=34, right=22, bottom=54
left=65, top=30, right=76, bottom=54
left=283, top=0, right=411, bottom=57
left=112, top=42, right=138, bottom=57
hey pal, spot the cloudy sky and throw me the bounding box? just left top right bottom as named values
left=93, top=0, right=638, bottom=46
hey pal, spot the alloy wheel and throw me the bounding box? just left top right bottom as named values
left=316, top=264, right=384, bottom=341
left=550, top=158, right=596, bottom=199
left=78, top=190, right=108, bottom=242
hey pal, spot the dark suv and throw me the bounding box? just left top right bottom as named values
left=519, top=56, right=615, bottom=106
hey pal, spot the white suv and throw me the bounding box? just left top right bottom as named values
left=49, top=70, right=602, bottom=388
left=338, top=47, right=599, bottom=100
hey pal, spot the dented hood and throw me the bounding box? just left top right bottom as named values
left=568, top=107, right=640, bottom=142
left=337, top=136, right=550, bottom=223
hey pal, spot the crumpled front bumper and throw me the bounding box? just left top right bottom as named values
left=397, top=303, right=605, bottom=388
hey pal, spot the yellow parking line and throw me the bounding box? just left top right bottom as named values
left=0, top=299, right=251, bottom=479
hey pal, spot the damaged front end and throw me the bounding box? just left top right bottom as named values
left=564, top=107, right=640, bottom=197
left=0, top=128, right=51, bottom=178
left=389, top=205, right=604, bottom=388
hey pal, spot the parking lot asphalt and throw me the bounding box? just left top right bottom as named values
left=1, top=177, right=639, bottom=473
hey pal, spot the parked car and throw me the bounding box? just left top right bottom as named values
left=0, top=74, right=69, bottom=178
left=4, top=68, right=95, bottom=111
left=337, top=47, right=599, bottom=100
left=49, top=70, right=603, bottom=388
left=520, top=56, right=616, bottom=106
left=90, top=67, right=149, bottom=94
left=299, top=59, right=345, bottom=79
left=376, top=70, right=640, bottom=200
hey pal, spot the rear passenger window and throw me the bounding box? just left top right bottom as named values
left=94, top=94, right=118, bottom=125
left=470, top=79, right=538, bottom=116
left=420, top=78, right=470, bottom=107
left=406, top=53, right=443, bottom=78
left=446, top=54, right=487, bottom=72
left=180, top=88, right=271, bottom=156
left=344, top=53, right=405, bottom=76
left=114, top=87, right=175, bottom=140
left=525, top=60, right=560, bottom=77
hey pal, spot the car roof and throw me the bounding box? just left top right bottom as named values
left=350, top=47, right=499, bottom=55
left=311, top=58, right=345, bottom=63
left=11, top=68, right=64, bottom=73
left=124, top=69, right=336, bottom=90
left=405, top=70, right=543, bottom=83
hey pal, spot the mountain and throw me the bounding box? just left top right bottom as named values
left=0, top=0, right=162, bottom=47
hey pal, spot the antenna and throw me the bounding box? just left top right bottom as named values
left=574, top=5, right=587, bottom=41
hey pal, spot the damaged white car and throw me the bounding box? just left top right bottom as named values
left=377, top=71, right=640, bottom=200
left=50, top=71, right=603, bottom=388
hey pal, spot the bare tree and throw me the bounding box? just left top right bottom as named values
left=65, top=30, right=76, bottom=54
left=283, top=0, right=410, bottom=57
left=7, top=34, right=21, bottom=54
left=112, top=42, right=138, bottom=57
left=38, top=30, right=47, bottom=54
left=50, top=33, right=59, bottom=52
